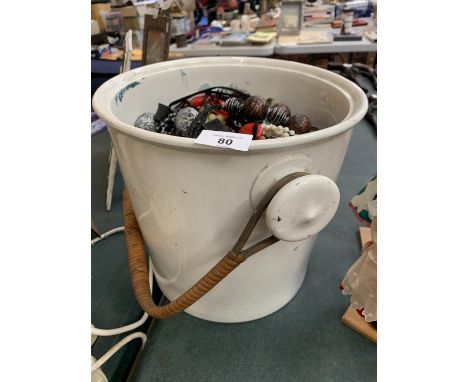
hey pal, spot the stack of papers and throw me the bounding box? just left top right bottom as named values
left=247, top=32, right=276, bottom=45
left=192, top=33, right=222, bottom=48
left=296, top=31, right=333, bottom=45
left=278, top=31, right=333, bottom=46
left=218, top=32, right=250, bottom=46
left=255, top=18, right=277, bottom=33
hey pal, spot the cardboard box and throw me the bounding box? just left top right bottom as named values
left=120, top=6, right=145, bottom=31
left=92, top=4, right=147, bottom=34
left=120, top=6, right=138, bottom=18
left=91, top=3, right=111, bottom=32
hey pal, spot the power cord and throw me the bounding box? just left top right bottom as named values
left=91, top=226, right=154, bottom=377
left=91, top=253, right=153, bottom=336
left=91, top=226, right=125, bottom=246
left=92, top=332, right=147, bottom=374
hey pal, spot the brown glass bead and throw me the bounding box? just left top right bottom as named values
left=224, top=97, right=245, bottom=115
left=243, top=96, right=268, bottom=120
left=288, top=114, right=313, bottom=134
left=267, top=103, right=291, bottom=126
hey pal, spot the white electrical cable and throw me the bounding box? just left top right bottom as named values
left=91, top=226, right=155, bottom=336
left=91, top=261, right=154, bottom=336
left=91, top=332, right=147, bottom=374
left=91, top=226, right=155, bottom=378
left=91, top=226, right=125, bottom=246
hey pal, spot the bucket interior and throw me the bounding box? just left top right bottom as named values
left=109, top=61, right=353, bottom=132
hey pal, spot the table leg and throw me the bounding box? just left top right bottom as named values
left=106, top=144, right=118, bottom=211
left=91, top=219, right=100, bottom=237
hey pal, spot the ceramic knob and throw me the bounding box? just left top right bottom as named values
left=266, top=174, right=340, bottom=242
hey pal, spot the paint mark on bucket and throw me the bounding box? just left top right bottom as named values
left=180, top=69, right=189, bottom=86
left=198, top=82, right=211, bottom=91
left=115, top=81, right=141, bottom=104
left=319, top=90, right=329, bottom=105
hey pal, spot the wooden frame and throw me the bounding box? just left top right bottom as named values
left=142, top=12, right=172, bottom=65
left=279, top=0, right=303, bottom=36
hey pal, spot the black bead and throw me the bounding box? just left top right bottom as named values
left=244, top=96, right=268, bottom=120
left=154, top=103, right=170, bottom=122
left=212, top=88, right=233, bottom=100
left=288, top=114, right=314, bottom=135
left=224, top=97, right=245, bottom=115
left=267, top=103, right=291, bottom=126
left=203, top=118, right=229, bottom=132
left=135, top=113, right=157, bottom=131
left=175, top=107, right=199, bottom=137
left=186, top=104, right=223, bottom=138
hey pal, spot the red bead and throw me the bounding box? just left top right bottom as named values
left=239, top=122, right=263, bottom=140
left=190, top=95, right=206, bottom=108
left=209, top=98, right=225, bottom=107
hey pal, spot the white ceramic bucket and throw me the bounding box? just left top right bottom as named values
left=92, top=57, right=367, bottom=323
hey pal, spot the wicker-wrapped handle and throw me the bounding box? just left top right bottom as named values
left=123, top=172, right=308, bottom=319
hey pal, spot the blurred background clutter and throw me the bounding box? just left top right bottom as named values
left=91, top=0, right=376, bottom=83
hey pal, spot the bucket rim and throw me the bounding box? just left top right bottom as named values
left=92, top=57, right=368, bottom=151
